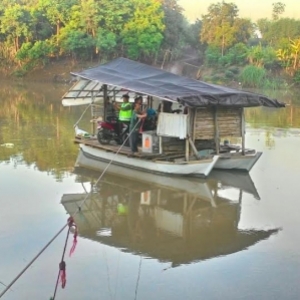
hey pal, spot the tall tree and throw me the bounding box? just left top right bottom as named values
left=160, top=0, right=187, bottom=54
left=121, top=0, right=165, bottom=60
left=0, top=4, right=33, bottom=53
left=272, top=2, right=285, bottom=20
left=257, top=18, right=300, bottom=48
left=200, top=2, right=253, bottom=55
left=38, top=0, right=78, bottom=39
left=200, top=1, right=239, bottom=55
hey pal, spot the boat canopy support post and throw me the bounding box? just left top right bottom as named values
left=103, top=84, right=108, bottom=121
left=90, top=91, right=96, bottom=135
left=214, top=107, right=220, bottom=154
left=185, top=107, right=192, bottom=161
left=158, top=102, right=163, bottom=154
left=187, top=107, right=200, bottom=159
left=241, top=108, right=245, bottom=155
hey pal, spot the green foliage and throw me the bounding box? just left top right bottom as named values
left=293, top=70, right=300, bottom=84
left=121, top=0, right=164, bottom=60
left=257, top=18, right=300, bottom=48
left=227, top=43, right=248, bottom=65
left=228, top=66, right=240, bottom=74
left=224, top=69, right=234, bottom=79
left=160, top=0, right=192, bottom=57
left=247, top=45, right=277, bottom=68
left=60, top=29, right=94, bottom=60
left=0, top=4, right=33, bottom=51
left=16, top=40, right=55, bottom=71
left=201, top=2, right=253, bottom=55
left=204, top=43, right=248, bottom=68
left=95, top=29, right=117, bottom=56
left=218, top=55, right=231, bottom=67
left=204, top=45, right=222, bottom=66
left=239, top=65, right=266, bottom=87
left=185, top=19, right=203, bottom=50
left=0, top=0, right=297, bottom=83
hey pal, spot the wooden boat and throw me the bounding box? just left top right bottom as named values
left=215, top=148, right=263, bottom=172
left=62, top=58, right=285, bottom=174
left=61, top=168, right=277, bottom=265
left=75, top=139, right=218, bottom=177
left=75, top=146, right=260, bottom=200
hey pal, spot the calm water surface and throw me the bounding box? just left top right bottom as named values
left=0, top=83, right=300, bottom=300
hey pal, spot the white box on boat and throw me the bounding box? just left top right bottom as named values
left=142, top=131, right=159, bottom=153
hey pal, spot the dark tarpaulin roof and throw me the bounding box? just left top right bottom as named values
left=71, top=57, right=285, bottom=108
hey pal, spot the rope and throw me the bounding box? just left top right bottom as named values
left=0, top=225, right=67, bottom=298
left=51, top=217, right=76, bottom=300
left=76, top=118, right=142, bottom=211
left=0, top=116, right=142, bottom=300
left=134, top=256, right=143, bottom=300
left=74, top=103, right=92, bottom=128
left=102, top=245, right=113, bottom=300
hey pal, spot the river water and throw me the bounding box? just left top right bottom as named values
left=0, top=82, right=300, bottom=300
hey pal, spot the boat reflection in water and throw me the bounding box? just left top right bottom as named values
left=61, top=166, right=278, bottom=266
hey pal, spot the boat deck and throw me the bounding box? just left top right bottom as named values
left=74, top=136, right=188, bottom=162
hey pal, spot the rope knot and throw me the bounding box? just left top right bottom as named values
left=59, top=261, right=66, bottom=289
left=59, top=261, right=66, bottom=271
left=67, top=217, right=78, bottom=257
left=67, top=217, right=75, bottom=227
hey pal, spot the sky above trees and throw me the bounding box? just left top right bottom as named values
left=178, top=0, right=300, bottom=22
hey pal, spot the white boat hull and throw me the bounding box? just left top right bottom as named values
left=214, top=152, right=262, bottom=172
left=77, top=144, right=219, bottom=177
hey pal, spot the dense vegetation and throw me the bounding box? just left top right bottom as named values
left=1, top=0, right=300, bottom=87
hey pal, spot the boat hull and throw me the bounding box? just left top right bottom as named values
left=77, top=144, right=218, bottom=177
left=214, top=152, right=262, bottom=172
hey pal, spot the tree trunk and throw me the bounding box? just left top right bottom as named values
left=293, top=52, right=298, bottom=70
left=56, top=20, right=60, bottom=43
left=222, top=35, right=225, bottom=56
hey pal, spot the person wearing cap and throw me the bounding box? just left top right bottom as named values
left=114, top=94, right=132, bottom=137
left=114, top=94, right=132, bottom=123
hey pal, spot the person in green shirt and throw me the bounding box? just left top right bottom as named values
left=129, top=102, right=147, bottom=155
left=114, top=94, right=132, bottom=137
left=114, top=94, right=132, bottom=123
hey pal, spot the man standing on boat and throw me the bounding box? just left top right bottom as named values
left=129, top=102, right=147, bottom=155
left=114, top=94, right=132, bottom=136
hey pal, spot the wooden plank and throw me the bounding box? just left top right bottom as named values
left=188, top=136, right=200, bottom=159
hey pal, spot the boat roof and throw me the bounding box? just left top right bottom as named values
left=68, top=57, right=285, bottom=108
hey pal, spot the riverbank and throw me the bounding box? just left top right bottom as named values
left=0, top=59, right=294, bottom=91
left=0, top=60, right=96, bottom=83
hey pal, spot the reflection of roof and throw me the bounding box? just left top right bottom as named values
left=61, top=192, right=279, bottom=265
left=60, top=163, right=275, bottom=266
left=69, top=57, right=285, bottom=108
left=83, top=228, right=279, bottom=266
